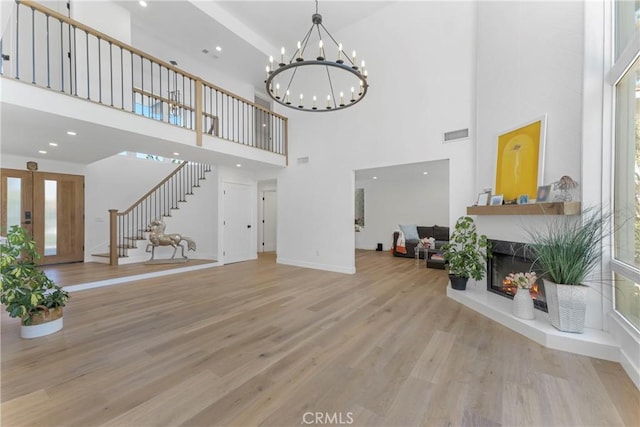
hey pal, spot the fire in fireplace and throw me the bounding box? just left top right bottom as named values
left=487, top=239, right=548, bottom=312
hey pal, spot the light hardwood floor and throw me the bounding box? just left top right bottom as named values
left=2, top=251, right=638, bottom=426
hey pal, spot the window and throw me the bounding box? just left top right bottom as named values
left=612, top=0, right=640, bottom=330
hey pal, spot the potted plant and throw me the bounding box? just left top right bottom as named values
left=526, top=208, right=607, bottom=333
left=0, top=225, right=69, bottom=338
left=443, top=216, right=490, bottom=290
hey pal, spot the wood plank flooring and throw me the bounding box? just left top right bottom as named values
left=2, top=251, right=638, bottom=426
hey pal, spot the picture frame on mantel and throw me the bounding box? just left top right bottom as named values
left=476, top=192, right=490, bottom=206
left=494, top=115, right=547, bottom=200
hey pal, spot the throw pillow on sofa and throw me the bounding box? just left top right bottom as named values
left=399, top=224, right=419, bottom=241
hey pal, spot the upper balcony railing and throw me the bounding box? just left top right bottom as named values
left=0, top=0, right=288, bottom=158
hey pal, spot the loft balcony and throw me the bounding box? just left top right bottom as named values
left=0, top=0, right=288, bottom=168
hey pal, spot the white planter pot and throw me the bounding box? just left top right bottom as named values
left=21, top=317, right=63, bottom=339
left=20, top=307, right=64, bottom=339
left=544, top=280, right=587, bottom=333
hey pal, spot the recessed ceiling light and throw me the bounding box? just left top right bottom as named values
left=38, top=150, right=47, bottom=154
left=66, top=131, right=76, bottom=136
left=372, top=176, right=377, bottom=180
left=423, top=171, right=429, bottom=175
left=215, top=46, right=222, bottom=52
left=173, top=152, right=179, bottom=156
left=49, top=142, right=58, bottom=147
left=236, top=163, right=242, bottom=168
left=139, top=0, right=147, bottom=7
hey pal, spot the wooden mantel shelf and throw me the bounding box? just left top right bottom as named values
left=466, top=201, right=581, bottom=216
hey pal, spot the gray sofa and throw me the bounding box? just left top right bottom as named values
left=392, top=225, right=449, bottom=258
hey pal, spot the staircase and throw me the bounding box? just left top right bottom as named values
left=92, top=161, right=212, bottom=265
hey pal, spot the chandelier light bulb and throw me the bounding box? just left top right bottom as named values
left=269, top=55, right=274, bottom=72
left=280, top=47, right=286, bottom=66
left=337, top=43, right=343, bottom=63
left=350, top=87, right=355, bottom=102
left=327, top=94, right=331, bottom=109
left=297, top=41, right=303, bottom=61
left=352, top=50, right=356, bottom=63
left=265, top=65, right=270, bottom=78
left=312, top=95, right=317, bottom=110
left=285, top=90, right=291, bottom=105
left=275, top=83, right=280, bottom=99
left=318, top=40, right=325, bottom=60
left=299, top=93, right=304, bottom=108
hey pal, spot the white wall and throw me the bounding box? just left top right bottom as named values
left=276, top=1, right=477, bottom=273
left=1, top=154, right=86, bottom=175
left=131, top=25, right=255, bottom=103
left=473, top=1, right=619, bottom=332
left=475, top=1, right=584, bottom=192
left=355, top=171, right=449, bottom=251
left=71, top=1, right=131, bottom=43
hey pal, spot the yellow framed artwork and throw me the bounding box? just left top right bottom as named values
left=494, top=116, right=546, bottom=200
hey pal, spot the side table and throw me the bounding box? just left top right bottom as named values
left=426, top=249, right=446, bottom=269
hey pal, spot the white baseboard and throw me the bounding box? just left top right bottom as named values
left=63, top=261, right=220, bottom=292
left=276, top=257, right=356, bottom=275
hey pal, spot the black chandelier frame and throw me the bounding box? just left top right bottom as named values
left=265, top=6, right=369, bottom=112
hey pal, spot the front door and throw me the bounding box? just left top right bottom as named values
left=1, top=168, right=84, bottom=265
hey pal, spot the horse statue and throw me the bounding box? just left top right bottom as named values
left=146, top=219, right=196, bottom=261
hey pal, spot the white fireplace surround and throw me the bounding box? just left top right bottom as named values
left=447, top=215, right=632, bottom=378
left=447, top=282, right=619, bottom=361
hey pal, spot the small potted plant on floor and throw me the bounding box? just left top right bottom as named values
left=526, top=208, right=607, bottom=333
left=1, top=225, right=69, bottom=338
left=443, top=216, right=490, bottom=290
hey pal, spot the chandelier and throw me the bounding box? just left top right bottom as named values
left=264, top=1, right=369, bottom=112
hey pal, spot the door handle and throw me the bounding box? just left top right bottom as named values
left=247, top=225, right=252, bottom=229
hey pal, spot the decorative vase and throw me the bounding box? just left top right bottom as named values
left=21, top=307, right=64, bottom=339
left=543, top=280, right=587, bottom=333
left=449, top=275, right=468, bottom=291
left=513, top=288, right=535, bottom=320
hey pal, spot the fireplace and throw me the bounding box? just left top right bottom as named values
left=487, top=239, right=547, bottom=312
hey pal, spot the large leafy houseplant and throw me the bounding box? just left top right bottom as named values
left=526, top=208, right=607, bottom=333
left=0, top=225, right=69, bottom=326
left=443, top=216, right=490, bottom=290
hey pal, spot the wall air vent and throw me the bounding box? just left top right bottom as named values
left=443, top=128, right=469, bottom=142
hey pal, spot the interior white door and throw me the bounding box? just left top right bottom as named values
left=262, top=191, right=277, bottom=252
left=223, top=182, right=253, bottom=263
